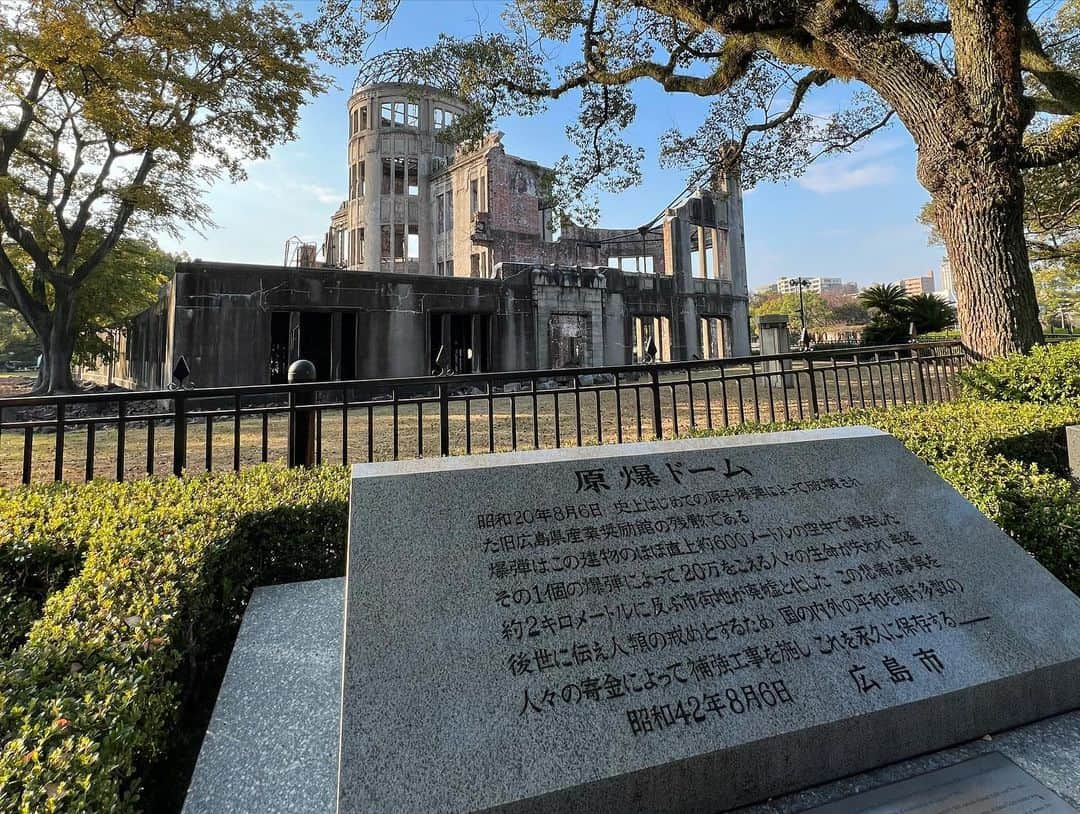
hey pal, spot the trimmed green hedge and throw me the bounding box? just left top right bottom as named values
left=0, top=484, right=125, bottom=657
left=0, top=399, right=1077, bottom=812
left=959, top=340, right=1080, bottom=404
left=698, top=400, right=1080, bottom=596
left=0, top=466, right=348, bottom=813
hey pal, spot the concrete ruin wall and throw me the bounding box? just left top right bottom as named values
left=95, top=243, right=750, bottom=390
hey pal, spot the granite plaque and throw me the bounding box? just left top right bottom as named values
left=804, top=752, right=1077, bottom=814
left=338, top=428, right=1080, bottom=813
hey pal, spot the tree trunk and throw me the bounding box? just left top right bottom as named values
left=30, top=295, right=77, bottom=394
left=934, top=165, right=1044, bottom=359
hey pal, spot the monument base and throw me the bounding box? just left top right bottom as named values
left=182, top=578, right=1080, bottom=814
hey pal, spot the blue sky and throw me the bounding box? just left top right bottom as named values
left=159, top=0, right=946, bottom=291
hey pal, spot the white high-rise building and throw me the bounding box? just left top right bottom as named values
left=935, top=258, right=956, bottom=303
left=775, top=276, right=854, bottom=295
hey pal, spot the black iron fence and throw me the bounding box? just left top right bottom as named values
left=1045, top=331, right=1079, bottom=343
left=0, top=341, right=967, bottom=486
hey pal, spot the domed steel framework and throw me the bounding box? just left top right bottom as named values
left=352, top=49, right=460, bottom=94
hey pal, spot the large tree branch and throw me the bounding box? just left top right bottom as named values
left=1021, top=23, right=1080, bottom=115
left=1021, top=114, right=1080, bottom=167
left=0, top=245, right=47, bottom=328
left=807, top=109, right=897, bottom=163
left=64, top=139, right=122, bottom=261
left=1028, top=95, right=1072, bottom=115
left=71, top=149, right=157, bottom=284
left=731, top=68, right=834, bottom=158
left=0, top=196, right=53, bottom=275
left=0, top=69, right=46, bottom=170
left=590, top=36, right=759, bottom=96
left=0, top=69, right=54, bottom=274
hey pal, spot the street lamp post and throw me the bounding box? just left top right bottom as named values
left=790, top=277, right=812, bottom=347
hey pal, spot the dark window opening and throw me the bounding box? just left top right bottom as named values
left=340, top=313, right=357, bottom=380
left=298, top=312, right=332, bottom=381
left=269, top=311, right=290, bottom=384
left=381, top=224, right=392, bottom=261
left=429, top=313, right=489, bottom=374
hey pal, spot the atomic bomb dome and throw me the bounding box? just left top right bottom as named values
left=351, top=48, right=461, bottom=94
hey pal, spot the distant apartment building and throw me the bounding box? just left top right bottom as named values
left=775, top=276, right=857, bottom=295
left=897, top=274, right=935, bottom=296
left=935, top=259, right=956, bottom=303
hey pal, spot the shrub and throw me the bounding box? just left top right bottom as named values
left=0, top=466, right=348, bottom=814
left=959, top=340, right=1080, bottom=404
left=0, top=482, right=131, bottom=656
left=917, top=330, right=961, bottom=342
left=861, top=319, right=909, bottom=345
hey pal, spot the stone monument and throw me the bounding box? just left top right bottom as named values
left=184, top=427, right=1080, bottom=814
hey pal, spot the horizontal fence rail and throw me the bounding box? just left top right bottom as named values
left=0, top=342, right=968, bottom=487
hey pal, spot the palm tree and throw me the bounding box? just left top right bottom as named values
left=905, top=294, right=958, bottom=334
left=858, top=284, right=911, bottom=321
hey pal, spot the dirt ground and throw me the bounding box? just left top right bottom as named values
left=0, top=374, right=34, bottom=398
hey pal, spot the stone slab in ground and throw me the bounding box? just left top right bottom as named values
left=337, top=428, right=1080, bottom=813
left=181, top=579, right=342, bottom=814
left=182, top=577, right=1080, bottom=814
left=796, top=752, right=1076, bottom=814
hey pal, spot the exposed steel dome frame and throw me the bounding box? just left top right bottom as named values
left=351, top=49, right=460, bottom=94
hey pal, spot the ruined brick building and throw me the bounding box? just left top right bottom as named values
left=90, top=57, right=751, bottom=389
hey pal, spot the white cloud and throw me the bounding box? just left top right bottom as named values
left=798, top=161, right=897, bottom=194
left=795, top=136, right=907, bottom=194
left=295, top=183, right=343, bottom=205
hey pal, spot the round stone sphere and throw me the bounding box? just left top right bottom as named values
left=287, top=359, right=318, bottom=383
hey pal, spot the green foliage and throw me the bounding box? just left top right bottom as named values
left=699, top=400, right=1080, bottom=595
left=750, top=290, right=831, bottom=334
left=2, top=238, right=179, bottom=365
left=861, top=320, right=911, bottom=345
left=858, top=283, right=910, bottom=319
left=905, top=293, right=957, bottom=334
left=0, top=483, right=125, bottom=655
left=69, top=239, right=178, bottom=365
left=0, top=0, right=328, bottom=390
left=959, top=340, right=1080, bottom=404
left=0, top=466, right=348, bottom=813
left=1034, top=263, right=1080, bottom=329
left=0, top=306, right=36, bottom=363
left=857, top=286, right=956, bottom=344
left=917, top=330, right=962, bottom=342
left=749, top=290, right=869, bottom=337
left=859, top=283, right=911, bottom=344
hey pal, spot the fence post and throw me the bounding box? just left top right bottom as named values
left=288, top=360, right=317, bottom=468
left=806, top=356, right=820, bottom=418
left=912, top=346, right=928, bottom=403
left=439, top=382, right=451, bottom=457
left=650, top=366, right=663, bottom=439
left=173, top=393, right=187, bottom=477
